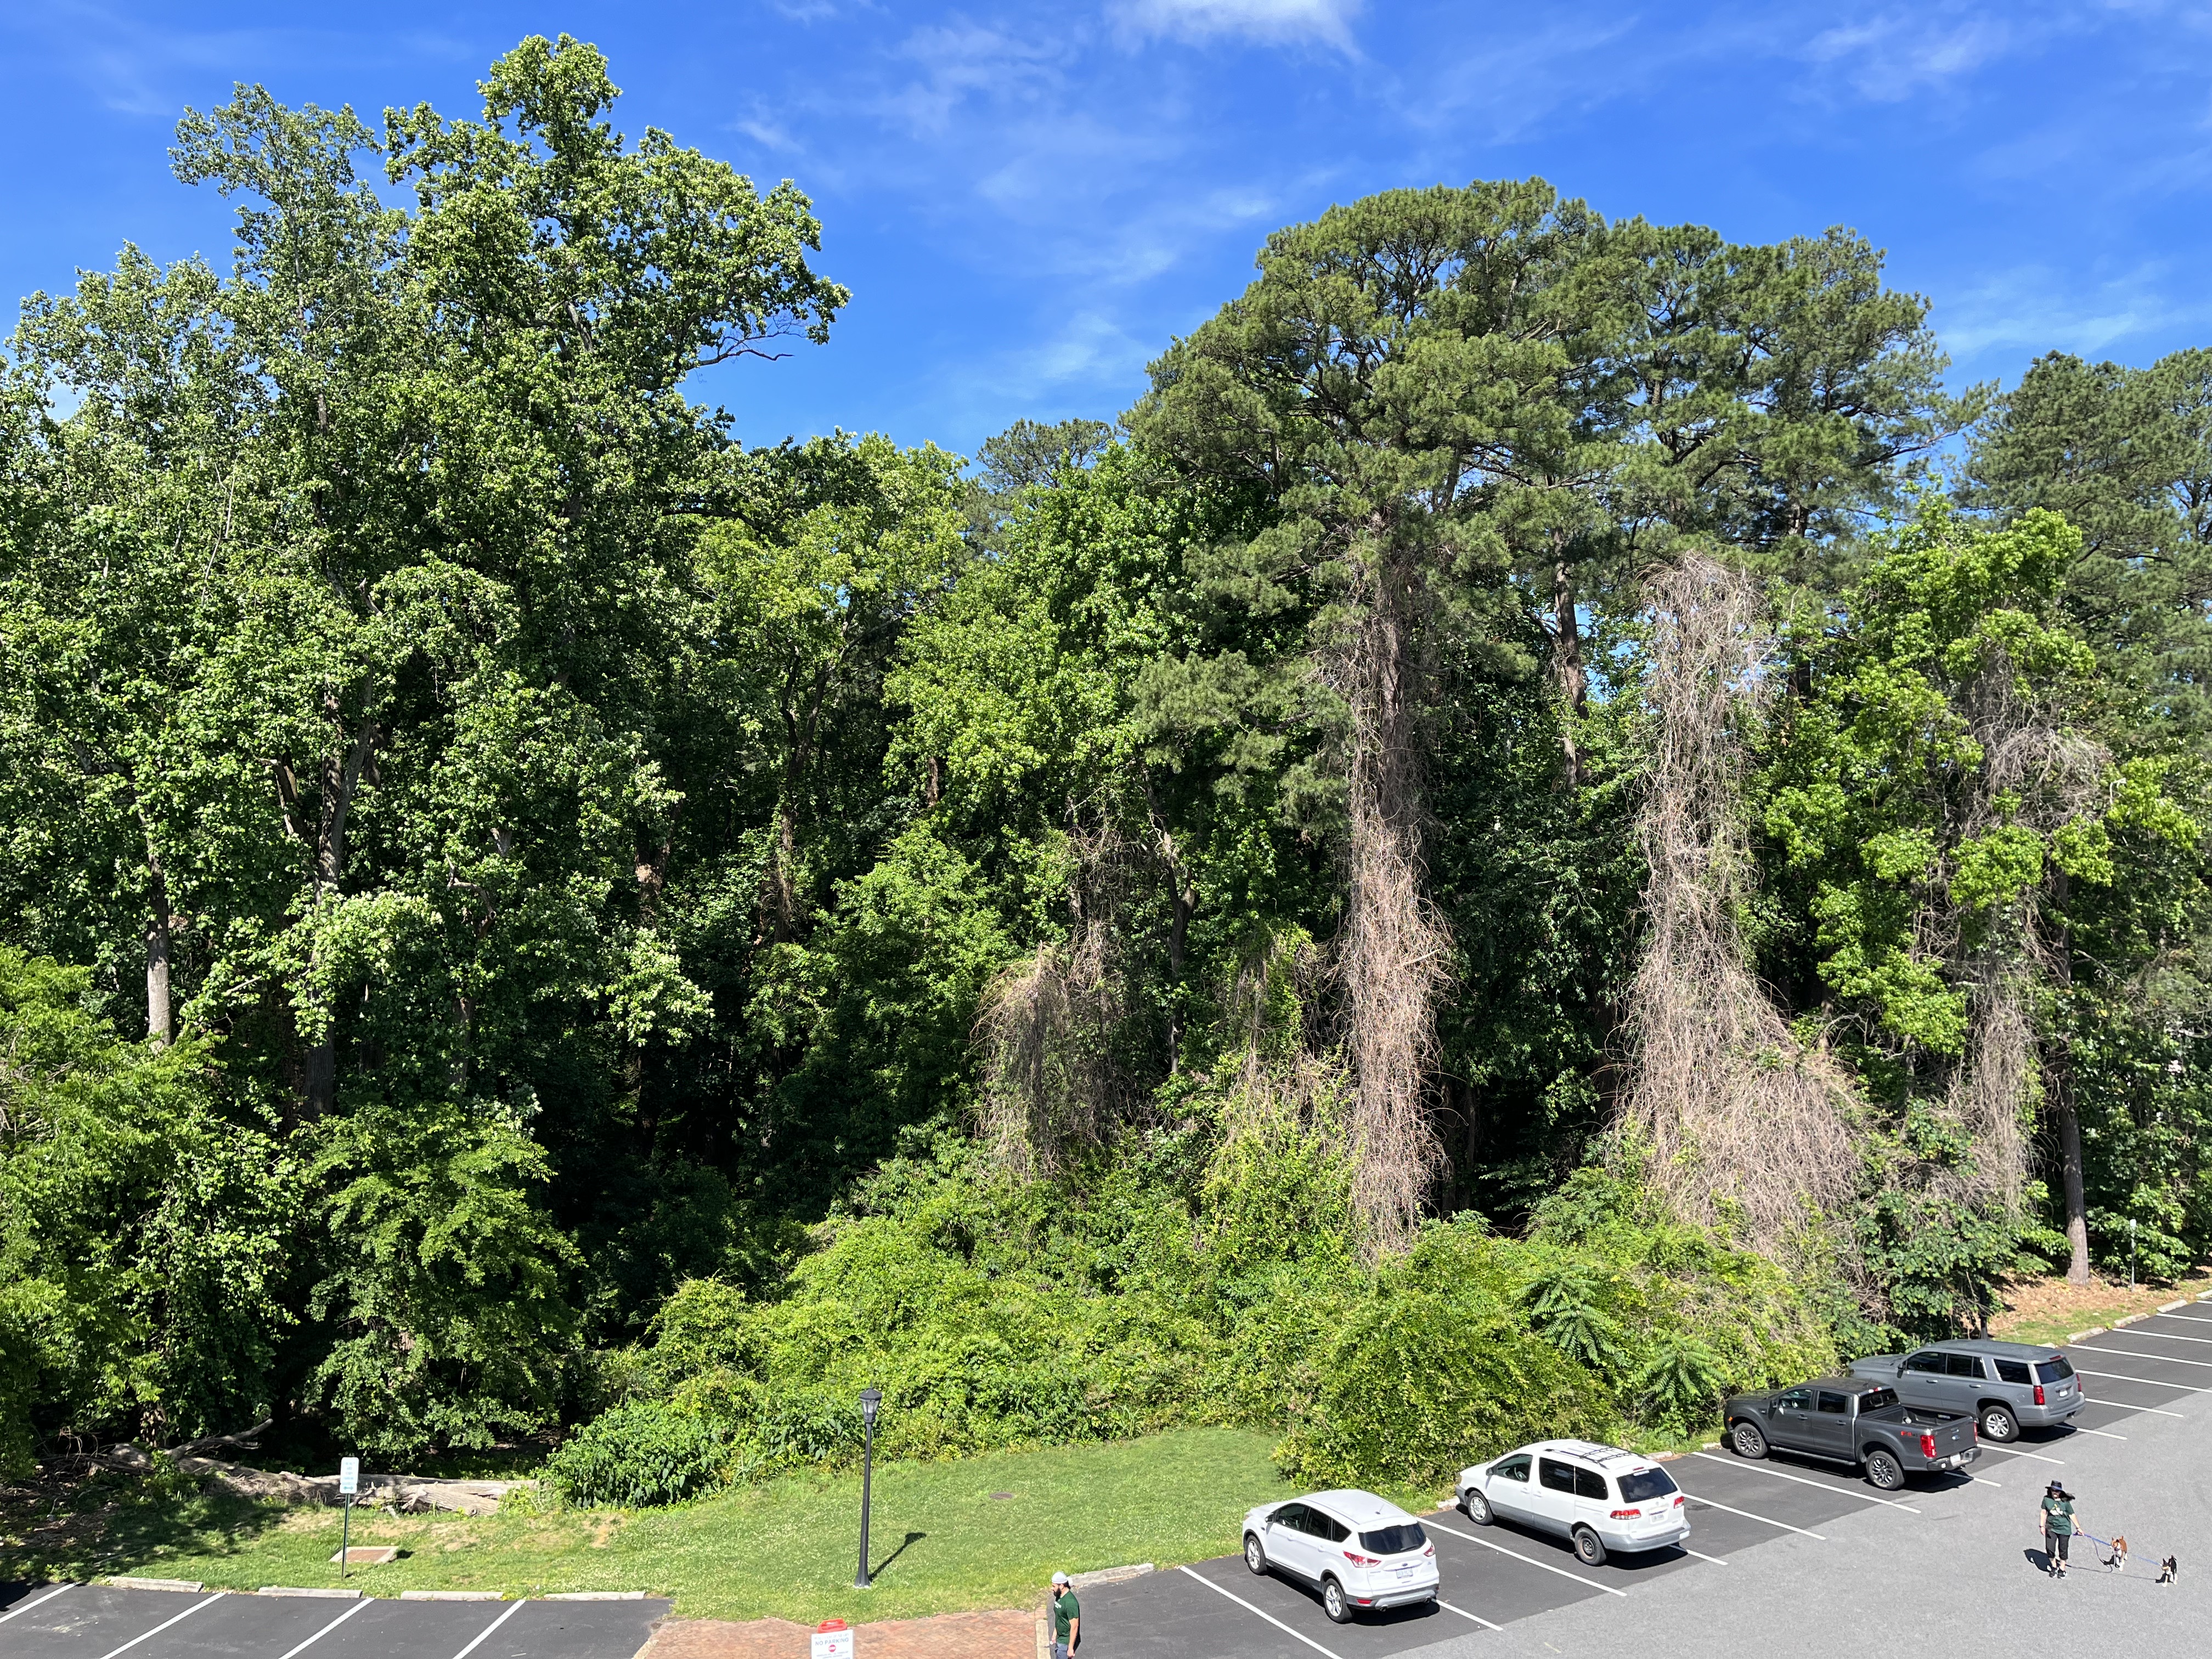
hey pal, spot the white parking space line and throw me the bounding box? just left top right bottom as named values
left=1689, top=1453, right=1919, bottom=1513
left=1677, top=1492, right=1825, bottom=1539
left=94, top=1593, right=220, bottom=1659
left=1680, top=1547, right=1730, bottom=1566
left=1177, top=1567, right=1346, bottom=1659
left=1978, top=1446, right=2065, bottom=1465
left=2115, top=1327, right=2212, bottom=1345
left=2066, top=1370, right=2198, bottom=1404
left=0, top=1584, right=72, bottom=1624
left=2076, top=1342, right=2212, bottom=1369
left=2069, top=1426, right=2129, bottom=1440
left=447, top=1599, right=527, bottom=1659
left=1440, top=1600, right=1503, bottom=1630
left=272, top=1595, right=373, bottom=1659
left=1965, top=1473, right=2003, bottom=1487
left=1423, top=1520, right=1629, bottom=1596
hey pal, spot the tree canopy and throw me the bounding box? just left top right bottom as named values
left=4, top=38, right=2210, bottom=1477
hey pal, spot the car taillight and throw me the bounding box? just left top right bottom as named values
left=1342, top=1551, right=1380, bottom=1567
left=1423, top=1545, right=1435, bottom=1557
left=1610, top=1508, right=1641, bottom=1519
left=2034, top=1384, right=2046, bottom=1406
left=1919, top=1432, right=1936, bottom=1458
left=1673, top=1494, right=1685, bottom=1506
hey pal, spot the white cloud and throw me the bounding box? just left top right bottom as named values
left=1802, top=10, right=2013, bottom=100
left=1112, top=0, right=1361, bottom=50
left=1937, top=262, right=2212, bottom=362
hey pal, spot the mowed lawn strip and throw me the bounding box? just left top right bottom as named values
left=2, top=1428, right=1288, bottom=1624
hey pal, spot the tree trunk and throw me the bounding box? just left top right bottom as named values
left=302, top=706, right=379, bottom=1119
left=1139, top=764, right=1196, bottom=1074
left=1550, top=556, right=1586, bottom=785
left=139, top=814, right=173, bottom=1047
left=2047, top=870, right=2092, bottom=1284
left=764, top=664, right=831, bottom=944
left=2055, top=1079, right=2091, bottom=1285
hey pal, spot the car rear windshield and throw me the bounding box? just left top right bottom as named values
left=1360, top=1523, right=1426, bottom=1555
left=2036, top=1357, right=2075, bottom=1383
left=1617, top=1469, right=1679, bottom=1503
left=1858, top=1388, right=1898, bottom=1411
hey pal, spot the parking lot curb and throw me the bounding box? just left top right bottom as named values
left=2163, top=1300, right=2188, bottom=1311
left=544, top=1592, right=649, bottom=1600
left=102, top=1577, right=205, bottom=1593
left=1068, top=1563, right=1153, bottom=1588
left=400, top=1589, right=505, bottom=1601
left=2067, top=1326, right=2107, bottom=1342
left=258, top=1587, right=363, bottom=1598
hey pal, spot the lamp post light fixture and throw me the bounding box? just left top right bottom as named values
left=854, top=1387, right=883, bottom=1590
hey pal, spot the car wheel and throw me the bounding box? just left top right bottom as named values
left=1464, top=1489, right=1494, bottom=1525
left=1322, top=1578, right=1355, bottom=1624
left=1865, top=1449, right=1905, bottom=1491
left=1572, top=1525, right=1607, bottom=1567
left=1980, top=1406, right=2019, bottom=1443
left=1243, top=1533, right=1268, bottom=1576
left=1731, top=1420, right=1769, bottom=1460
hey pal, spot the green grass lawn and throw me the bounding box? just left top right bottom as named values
left=0, top=1429, right=1289, bottom=1624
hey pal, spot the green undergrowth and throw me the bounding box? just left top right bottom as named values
left=569, top=1127, right=1837, bottom=1501
left=1, top=1430, right=1284, bottom=1623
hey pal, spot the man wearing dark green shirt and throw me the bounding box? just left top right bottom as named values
left=1051, top=1571, right=1080, bottom=1656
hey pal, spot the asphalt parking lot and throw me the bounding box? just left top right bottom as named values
left=0, top=1586, right=668, bottom=1659
left=1084, top=1295, right=2212, bottom=1659
left=5, top=1302, right=2205, bottom=1659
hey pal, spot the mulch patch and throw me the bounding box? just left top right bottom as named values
left=644, top=1610, right=1038, bottom=1659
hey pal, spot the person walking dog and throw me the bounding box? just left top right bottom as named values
left=1050, top=1571, right=1081, bottom=1657
left=2041, top=1481, right=2078, bottom=1577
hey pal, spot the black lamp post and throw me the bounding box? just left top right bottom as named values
left=854, top=1386, right=882, bottom=1590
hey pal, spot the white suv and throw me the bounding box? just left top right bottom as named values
left=1240, top=1488, right=1440, bottom=1622
left=1458, top=1439, right=1690, bottom=1565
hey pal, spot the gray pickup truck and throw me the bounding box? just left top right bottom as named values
left=1722, top=1378, right=1981, bottom=1489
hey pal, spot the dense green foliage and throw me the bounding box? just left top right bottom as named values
left=5, top=40, right=2212, bottom=1497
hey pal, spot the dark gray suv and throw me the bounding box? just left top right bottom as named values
left=1849, top=1340, right=2083, bottom=1441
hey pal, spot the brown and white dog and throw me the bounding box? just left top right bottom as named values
left=2103, top=1536, right=2129, bottom=1573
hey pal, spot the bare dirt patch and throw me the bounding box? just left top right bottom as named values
left=1993, top=1270, right=2212, bottom=1346
left=644, top=1610, right=1038, bottom=1659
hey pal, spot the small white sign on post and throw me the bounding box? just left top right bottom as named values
left=810, top=1620, right=853, bottom=1659
left=338, top=1457, right=360, bottom=1497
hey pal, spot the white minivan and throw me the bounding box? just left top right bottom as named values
left=1240, top=1488, right=1440, bottom=1622
left=1458, top=1439, right=1690, bottom=1565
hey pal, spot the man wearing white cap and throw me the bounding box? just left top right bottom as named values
left=1049, top=1571, right=1080, bottom=1657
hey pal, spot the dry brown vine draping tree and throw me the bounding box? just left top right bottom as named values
left=1129, top=180, right=1607, bottom=1249
left=1328, top=569, right=1453, bottom=1250
left=1943, top=680, right=2110, bottom=1261
left=974, top=819, right=1137, bottom=1176
left=1621, top=555, right=1859, bottom=1252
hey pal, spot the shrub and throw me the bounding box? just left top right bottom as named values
left=543, top=1400, right=727, bottom=1507
left=1275, top=1290, right=1615, bottom=1493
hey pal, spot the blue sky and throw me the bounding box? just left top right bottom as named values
left=4, top=2, right=2211, bottom=458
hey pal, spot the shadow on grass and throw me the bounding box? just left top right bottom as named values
left=0, top=1475, right=297, bottom=1585
left=871, top=1531, right=927, bottom=1579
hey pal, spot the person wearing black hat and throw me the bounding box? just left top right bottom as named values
left=2041, top=1481, right=2077, bottom=1577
